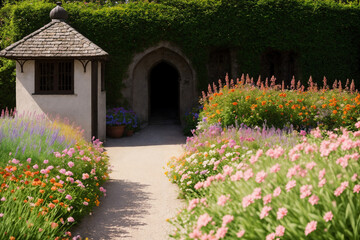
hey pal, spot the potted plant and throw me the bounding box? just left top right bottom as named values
left=106, top=107, right=127, bottom=138
left=124, top=110, right=139, bottom=137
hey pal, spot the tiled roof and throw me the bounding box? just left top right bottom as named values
left=0, top=20, right=108, bottom=59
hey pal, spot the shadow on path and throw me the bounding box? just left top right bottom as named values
left=72, top=179, right=151, bottom=239
left=105, top=124, right=187, bottom=147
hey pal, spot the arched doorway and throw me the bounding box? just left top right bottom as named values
left=149, top=61, right=180, bottom=124
left=124, top=42, right=197, bottom=125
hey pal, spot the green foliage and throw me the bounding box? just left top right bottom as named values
left=1, top=0, right=360, bottom=109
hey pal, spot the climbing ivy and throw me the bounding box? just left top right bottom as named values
left=0, top=0, right=360, bottom=109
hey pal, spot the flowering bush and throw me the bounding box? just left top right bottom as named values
left=0, top=113, right=110, bottom=239
left=200, top=75, right=360, bottom=131
left=167, top=123, right=299, bottom=197
left=167, top=121, right=360, bottom=239
left=106, top=107, right=139, bottom=130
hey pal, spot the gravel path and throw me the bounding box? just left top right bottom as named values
left=72, top=124, right=186, bottom=240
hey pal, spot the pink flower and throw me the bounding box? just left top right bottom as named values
left=300, top=185, right=312, bottom=199
left=275, top=225, right=285, bottom=237
left=273, top=187, right=281, bottom=197
left=308, top=195, right=319, bottom=205
left=65, top=195, right=72, bottom=200
left=266, top=232, right=276, bottom=240
left=277, top=207, right=288, bottom=220
left=223, top=165, right=233, bottom=176
left=243, top=168, right=253, bottom=181
left=59, top=168, right=66, bottom=174
left=242, top=195, right=254, bottom=208
left=351, top=174, right=358, bottom=182
left=82, top=173, right=89, bottom=180
left=236, top=230, right=245, bottom=238
left=263, top=194, right=272, bottom=205
left=194, top=182, right=204, bottom=190
left=355, top=121, right=360, bottom=128
left=318, top=168, right=326, bottom=180
left=33, top=164, right=39, bottom=169
left=266, top=147, right=284, bottom=159
left=318, top=178, right=326, bottom=187
left=286, top=180, right=296, bottom=192
left=217, top=195, right=230, bottom=206
left=67, top=217, right=75, bottom=223
left=305, top=221, right=317, bottom=236
left=83, top=201, right=89, bottom=206
left=0, top=213, right=3, bottom=217
left=27, top=158, right=31, bottom=163
left=222, top=215, right=234, bottom=226
left=336, top=157, right=348, bottom=168
left=197, top=213, right=212, bottom=228
left=323, top=211, right=333, bottom=222
left=290, top=153, right=301, bottom=162
left=188, top=198, right=199, bottom=211
left=252, top=188, right=262, bottom=200
left=260, top=206, right=272, bottom=219
left=230, top=171, right=243, bottom=181
left=0, top=197, right=5, bottom=202
left=67, top=161, right=74, bottom=168
left=270, top=164, right=281, bottom=173
left=189, top=228, right=202, bottom=238
left=353, top=185, right=360, bottom=193
left=306, top=161, right=317, bottom=170
left=255, top=171, right=267, bottom=183
left=334, top=181, right=348, bottom=196
left=43, top=159, right=49, bottom=164
left=215, top=227, right=228, bottom=239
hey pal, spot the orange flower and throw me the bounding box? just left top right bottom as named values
left=299, top=112, right=303, bottom=116
left=261, top=101, right=266, bottom=106
left=245, top=96, right=250, bottom=100
left=51, top=222, right=58, bottom=229
left=39, top=189, right=45, bottom=194
left=48, top=203, right=55, bottom=209
left=333, top=110, right=337, bottom=114
left=52, top=199, right=59, bottom=204
left=10, top=237, right=15, bottom=240
left=322, top=104, right=327, bottom=108
left=232, top=102, right=238, bottom=106
left=216, top=110, right=221, bottom=114
left=279, top=104, right=283, bottom=109
left=51, top=186, right=57, bottom=191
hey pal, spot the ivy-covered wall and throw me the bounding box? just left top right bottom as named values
left=1, top=0, right=360, bottom=110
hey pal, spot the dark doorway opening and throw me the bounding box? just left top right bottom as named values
left=149, top=61, right=180, bottom=124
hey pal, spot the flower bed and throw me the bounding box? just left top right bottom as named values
left=168, top=77, right=360, bottom=239
left=0, top=113, right=110, bottom=239
left=168, top=123, right=360, bottom=239
left=199, top=75, right=360, bottom=131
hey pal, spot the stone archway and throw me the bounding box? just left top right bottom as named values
left=123, top=42, right=197, bottom=126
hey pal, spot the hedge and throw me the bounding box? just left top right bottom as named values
left=0, top=0, right=360, bottom=110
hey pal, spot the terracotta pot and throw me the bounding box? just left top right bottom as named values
left=106, top=125, right=125, bottom=138
left=125, top=129, right=134, bottom=137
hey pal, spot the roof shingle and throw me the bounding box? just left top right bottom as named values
left=0, top=19, right=108, bottom=59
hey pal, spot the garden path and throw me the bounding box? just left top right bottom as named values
left=72, top=124, right=186, bottom=239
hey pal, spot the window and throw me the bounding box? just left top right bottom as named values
left=35, top=60, right=74, bottom=94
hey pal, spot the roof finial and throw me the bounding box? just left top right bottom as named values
left=50, top=2, right=68, bottom=21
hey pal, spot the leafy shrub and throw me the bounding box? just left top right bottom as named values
left=167, top=122, right=360, bottom=240
left=0, top=113, right=110, bottom=239
left=167, top=122, right=299, bottom=197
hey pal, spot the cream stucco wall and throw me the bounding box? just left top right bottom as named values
left=16, top=60, right=106, bottom=141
